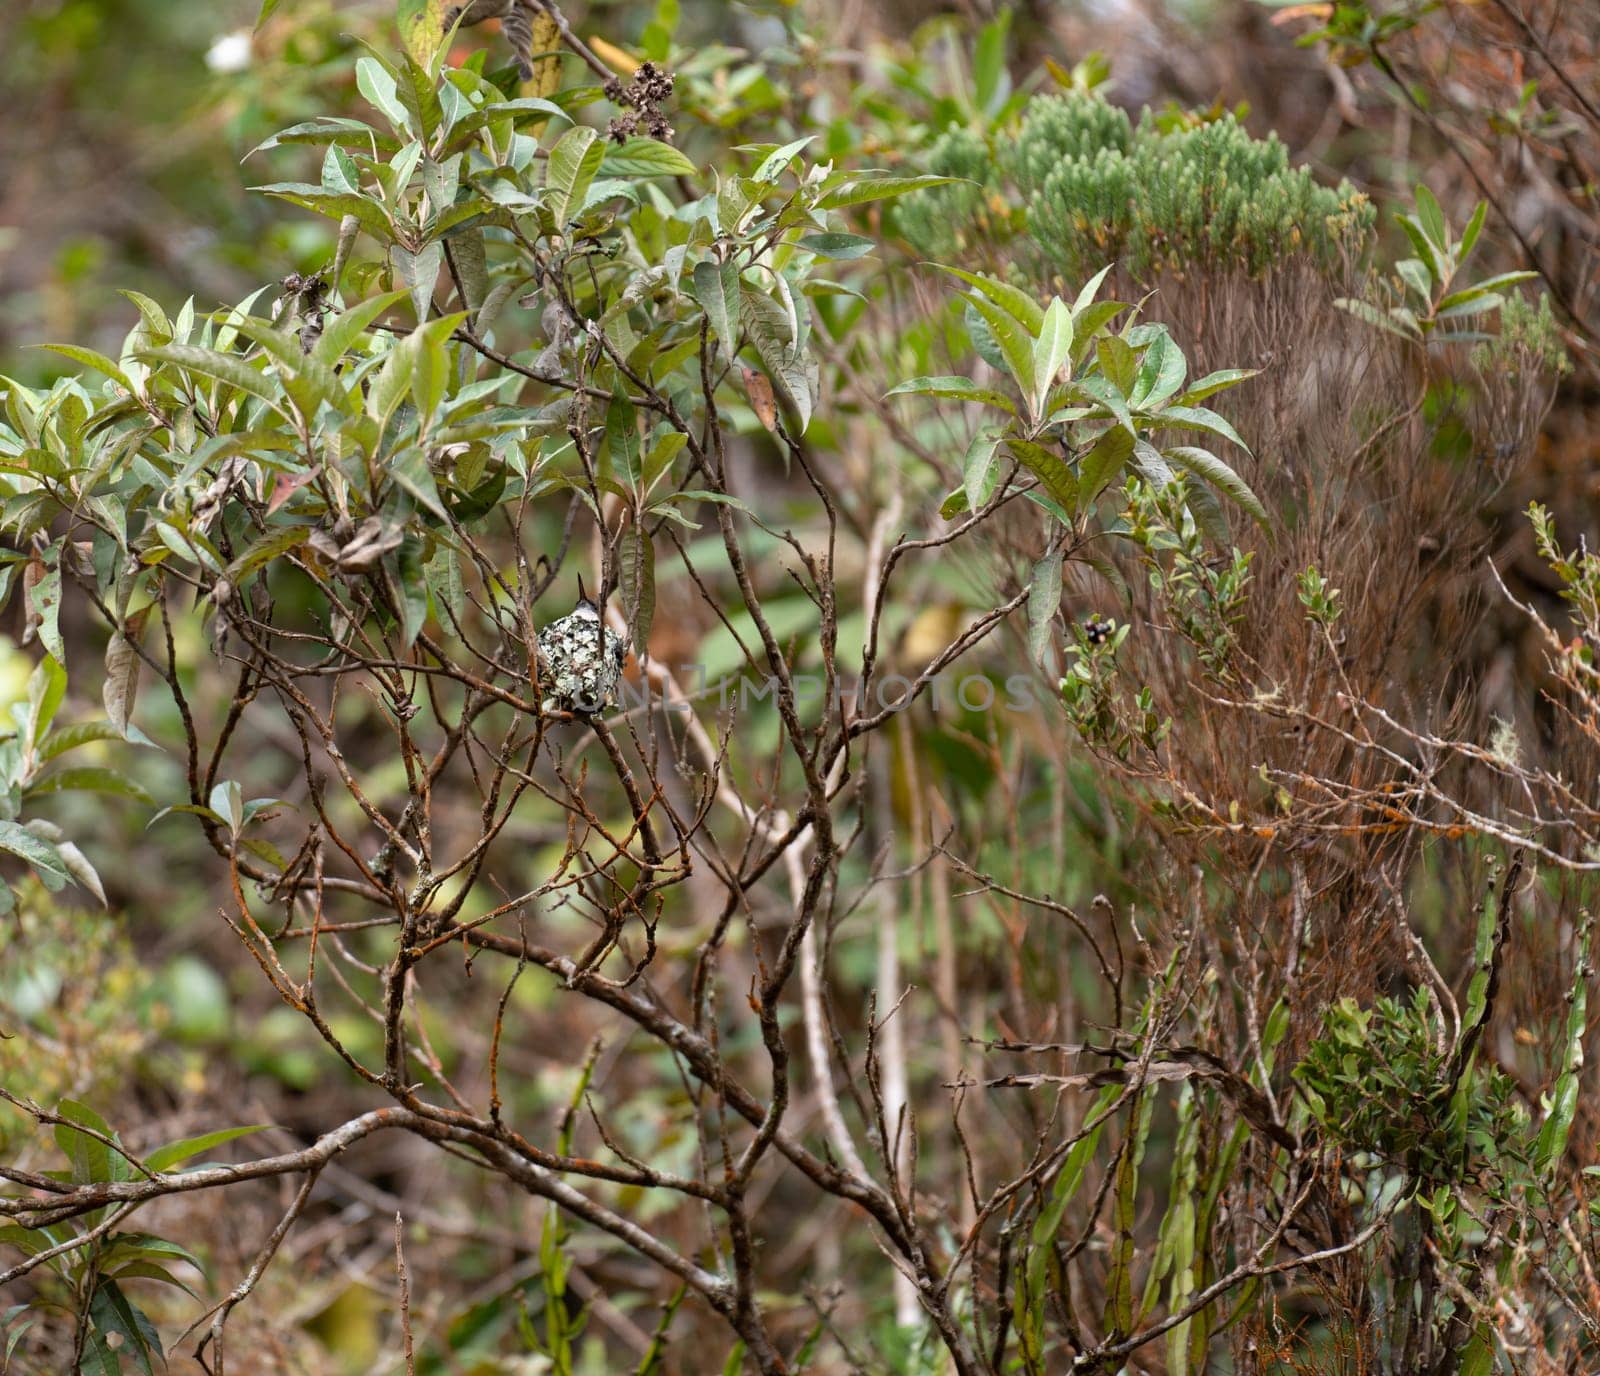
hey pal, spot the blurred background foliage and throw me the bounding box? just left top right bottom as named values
left=1, top=0, right=1597, bottom=1370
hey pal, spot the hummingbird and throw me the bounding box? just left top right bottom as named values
left=444, top=0, right=537, bottom=81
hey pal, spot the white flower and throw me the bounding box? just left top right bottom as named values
left=206, top=31, right=254, bottom=75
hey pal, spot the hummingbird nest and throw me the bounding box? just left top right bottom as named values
left=536, top=597, right=625, bottom=713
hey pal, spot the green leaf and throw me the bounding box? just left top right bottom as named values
left=1078, top=426, right=1134, bottom=504
left=26, top=768, right=155, bottom=807
left=1130, top=329, right=1186, bottom=409
left=1131, top=438, right=1175, bottom=487
left=1164, top=446, right=1267, bottom=523
left=961, top=292, right=1035, bottom=407
left=1437, top=270, right=1539, bottom=312
left=749, top=136, right=814, bottom=183
left=137, top=344, right=282, bottom=412
left=1534, top=918, right=1590, bottom=1177
left=55, top=1100, right=123, bottom=1186
left=935, top=266, right=1044, bottom=334
left=606, top=391, right=641, bottom=487
left=209, top=780, right=245, bottom=837
left=963, top=428, right=1004, bottom=513
left=0, top=820, right=69, bottom=891
left=1413, top=183, right=1449, bottom=253
left=883, top=375, right=1015, bottom=414
left=1179, top=369, right=1258, bottom=405
left=1096, top=335, right=1137, bottom=395
left=546, top=125, right=605, bottom=225
left=1076, top=372, right=1136, bottom=438
left=35, top=345, right=134, bottom=392
left=602, top=137, right=696, bottom=178
left=689, top=260, right=741, bottom=354
left=1336, top=295, right=1421, bottom=340
left=797, top=232, right=876, bottom=261
left=1071, top=264, right=1114, bottom=316
left=1158, top=404, right=1250, bottom=453
left=39, top=721, right=132, bottom=762
left=816, top=174, right=964, bottom=210
left=356, top=56, right=411, bottom=134
left=29, top=564, right=65, bottom=665
left=1458, top=200, right=1488, bottom=263
left=618, top=524, right=655, bottom=653
left=1009, top=438, right=1077, bottom=515
left=24, top=653, right=67, bottom=746
left=395, top=242, right=444, bottom=323
left=1396, top=215, right=1445, bottom=286
left=225, top=526, right=311, bottom=585
left=1031, top=297, right=1073, bottom=415
left=368, top=342, right=415, bottom=434
left=741, top=287, right=817, bottom=432
left=313, top=288, right=410, bottom=366
left=89, top=1280, right=160, bottom=1376
left=1027, top=548, right=1063, bottom=665
left=390, top=449, right=451, bottom=521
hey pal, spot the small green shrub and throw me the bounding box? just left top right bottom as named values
left=898, top=90, right=1375, bottom=283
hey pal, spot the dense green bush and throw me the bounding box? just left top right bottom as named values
left=899, top=88, right=1375, bottom=283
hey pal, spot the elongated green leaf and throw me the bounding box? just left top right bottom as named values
left=937, top=266, right=1044, bottom=333
left=741, top=286, right=816, bottom=431
left=1179, top=369, right=1257, bottom=405
left=1105, top=1088, right=1155, bottom=1336
left=1027, top=547, right=1063, bottom=664
left=1458, top=200, right=1488, bottom=263
left=1437, top=270, right=1539, bottom=312
left=0, top=820, right=69, bottom=890
left=1534, top=917, right=1590, bottom=1177
left=1009, top=438, right=1077, bottom=515
left=1031, top=297, right=1073, bottom=414
left=1131, top=329, right=1186, bottom=409
left=797, top=232, right=876, bottom=261
left=1165, top=445, right=1267, bottom=523
left=607, top=391, right=641, bottom=487
left=1076, top=371, right=1136, bottom=437
left=618, top=524, right=655, bottom=653
left=1158, top=404, right=1250, bottom=453
left=35, top=345, right=133, bottom=392
left=1132, top=438, right=1175, bottom=486
left=1337, top=295, right=1422, bottom=340
left=1071, top=264, right=1114, bottom=315
left=962, top=292, right=1035, bottom=407
left=546, top=125, right=604, bottom=224
left=816, top=174, right=963, bottom=210
left=1413, top=183, right=1449, bottom=253
left=313, top=288, right=410, bottom=366
left=1396, top=215, right=1445, bottom=285
left=1396, top=256, right=1434, bottom=302
left=689, top=259, right=741, bottom=353
left=1078, top=425, right=1133, bottom=503
left=963, top=428, right=1004, bottom=512
left=602, top=137, right=696, bottom=177
left=137, top=345, right=282, bottom=412
left=40, top=721, right=132, bottom=761
left=26, top=768, right=155, bottom=807
left=356, top=56, right=411, bottom=133
left=884, top=375, right=1015, bottom=414
left=1096, top=335, right=1137, bottom=394
left=56, top=1100, right=122, bottom=1185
